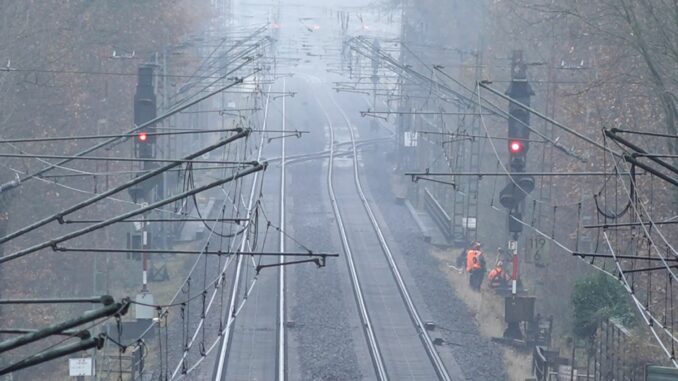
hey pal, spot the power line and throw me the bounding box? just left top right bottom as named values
left=431, top=66, right=584, bottom=160
left=0, top=66, right=252, bottom=80
left=406, top=171, right=636, bottom=177
left=606, top=129, right=678, bottom=177
left=54, top=246, right=339, bottom=259
left=0, top=163, right=265, bottom=264
left=0, top=335, right=105, bottom=376
left=478, top=82, right=678, bottom=187
left=0, top=152, right=258, bottom=165
left=39, top=165, right=244, bottom=179
left=488, top=201, right=678, bottom=365
left=0, top=296, right=113, bottom=305
left=0, top=298, right=128, bottom=353
left=62, top=217, right=247, bottom=224
left=0, top=69, right=254, bottom=194
left=0, top=128, right=241, bottom=144
left=609, top=128, right=678, bottom=139
left=0, top=129, right=250, bottom=246
left=584, top=217, right=678, bottom=229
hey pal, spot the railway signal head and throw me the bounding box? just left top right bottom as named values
left=508, top=109, right=530, bottom=152
left=508, top=211, right=523, bottom=233
left=134, top=129, right=155, bottom=158
left=508, top=139, right=526, bottom=172
left=506, top=51, right=534, bottom=174
left=133, top=65, right=157, bottom=159
left=509, top=140, right=523, bottom=154
left=499, top=175, right=535, bottom=209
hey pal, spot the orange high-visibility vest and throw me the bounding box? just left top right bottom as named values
left=487, top=267, right=503, bottom=281
left=466, top=250, right=482, bottom=272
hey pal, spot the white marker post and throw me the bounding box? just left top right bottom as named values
left=509, top=240, right=518, bottom=295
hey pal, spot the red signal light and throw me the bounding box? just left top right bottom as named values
left=138, top=132, right=148, bottom=142
left=509, top=140, right=523, bottom=153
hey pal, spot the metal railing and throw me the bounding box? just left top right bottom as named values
left=423, top=188, right=453, bottom=242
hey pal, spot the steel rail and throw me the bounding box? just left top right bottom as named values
left=319, top=93, right=389, bottom=381
left=277, top=79, right=287, bottom=381
left=212, top=84, right=272, bottom=381
left=331, top=94, right=452, bottom=381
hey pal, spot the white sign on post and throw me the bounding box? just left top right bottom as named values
left=462, top=217, right=477, bottom=229
left=527, top=235, right=550, bottom=266
left=403, top=131, right=418, bottom=147
left=69, top=357, right=94, bottom=376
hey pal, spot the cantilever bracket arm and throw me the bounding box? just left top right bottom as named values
left=411, top=176, right=457, bottom=189
left=256, top=258, right=322, bottom=274
left=0, top=298, right=129, bottom=353
left=252, top=252, right=337, bottom=274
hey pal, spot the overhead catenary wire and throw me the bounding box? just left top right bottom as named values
left=120, top=161, right=248, bottom=377
left=170, top=25, right=271, bottom=104
left=0, top=163, right=265, bottom=265
left=0, top=128, right=243, bottom=144
left=199, top=82, right=273, bottom=381
left=489, top=201, right=678, bottom=365
left=0, top=161, right=184, bottom=216
left=433, top=66, right=585, bottom=161
left=478, top=81, right=678, bottom=187
left=0, top=152, right=260, bottom=165
left=477, top=89, right=678, bottom=367
left=153, top=82, right=283, bottom=379
left=474, top=83, right=630, bottom=209
left=604, top=146, right=678, bottom=267
left=0, top=298, right=129, bottom=353
left=611, top=128, right=678, bottom=139
left=0, top=66, right=255, bottom=195
left=347, top=36, right=584, bottom=161
left=39, top=165, right=248, bottom=179
left=466, top=54, right=678, bottom=364
left=0, top=22, right=276, bottom=378
left=345, top=25, right=678, bottom=372
left=0, top=129, right=251, bottom=247
left=168, top=38, right=271, bottom=108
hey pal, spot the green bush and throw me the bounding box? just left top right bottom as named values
left=571, top=272, right=635, bottom=339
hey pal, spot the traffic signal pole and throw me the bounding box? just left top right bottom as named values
left=500, top=49, right=535, bottom=268
left=130, top=65, right=160, bottom=322
left=501, top=51, right=535, bottom=340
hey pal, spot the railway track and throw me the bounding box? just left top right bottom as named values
left=211, top=75, right=454, bottom=380
left=210, top=80, right=387, bottom=381
left=320, top=90, right=389, bottom=381
left=213, top=86, right=276, bottom=381
left=320, top=88, right=452, bottom=381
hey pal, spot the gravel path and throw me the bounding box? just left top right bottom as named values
left=288, top=159, right=365, bottom=381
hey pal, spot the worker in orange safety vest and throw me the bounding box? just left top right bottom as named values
left=487, top=260, right=510, bottom=289
left=466, top=241, right=486, bottom=290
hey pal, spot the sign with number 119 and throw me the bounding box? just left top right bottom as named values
left=527, top=236, right=549, bottom=267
